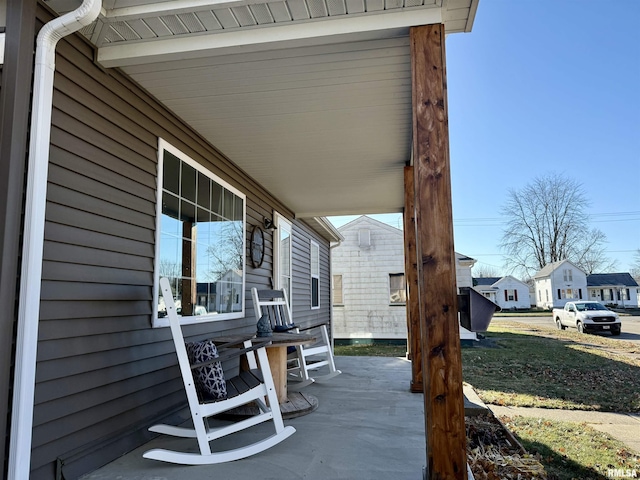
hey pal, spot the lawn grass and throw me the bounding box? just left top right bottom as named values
left=334, top=343, right=407, bottom=357
left=493, top=310, right=552, bottom=317
left=462, top=323, right=640, bottom=412
left=502, top=416, right=640, bottom=480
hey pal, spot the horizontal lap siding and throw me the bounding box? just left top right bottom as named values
left=30, top=7, right=297, bottom=479
left=291, top=221, right=332, bottom=329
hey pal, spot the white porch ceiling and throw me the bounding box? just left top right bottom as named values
left=45, top=0, right=478, bottom=218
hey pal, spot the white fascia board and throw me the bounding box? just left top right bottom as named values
left=465, top=0, right=479, bottom=32
left=0, top=33, right=5, bottom=64
left=97, top=8, right=442, bottom=67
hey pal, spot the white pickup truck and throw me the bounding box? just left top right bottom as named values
left=553, top=301, right=621, bottom=335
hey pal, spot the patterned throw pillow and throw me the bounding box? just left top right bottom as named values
left=186, top=340, right=227, bottom=401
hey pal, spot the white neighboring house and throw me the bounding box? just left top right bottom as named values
left=473, top=275, right=531, bottom=310
left=331, top=215, right=477, bottom=342
left=533, top=260, right=588, bottom=309
left=586, top=273, right=639, bottom=308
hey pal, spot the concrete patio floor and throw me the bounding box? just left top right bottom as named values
left=81, top=356, right=427, bottom=480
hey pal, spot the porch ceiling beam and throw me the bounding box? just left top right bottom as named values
left=411, top=24, right=467, bottom=478
left=97, top=8, right=442, bottom=67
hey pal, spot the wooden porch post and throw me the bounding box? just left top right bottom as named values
left=410, top=24, right=467, bottom=479
left=403, top=166, right=422, bottom=393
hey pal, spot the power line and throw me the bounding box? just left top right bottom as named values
left=453, top=211, right=640, bottom=227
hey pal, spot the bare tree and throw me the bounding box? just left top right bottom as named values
left=472, top=264, right=502, bottom=278
left=500, top=173, right=614, bottom=277
left=631, top=249, right=640, bottom=283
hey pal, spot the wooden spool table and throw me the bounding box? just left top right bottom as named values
left=264, top=332, right=318, bottom=418
left=224, top=332, right=318, bottom=419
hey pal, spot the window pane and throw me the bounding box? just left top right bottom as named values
left=311, top=242, right=319, bottom=276
left=181, top=163, right=197, bottom=202
left=159, top=235, right=181, bottom=279
left=312, top=277, right=319, bottom=307
left=197, top=172, right=210, bottom=210
left=211, top=182, right=223, bottom=216
left=180, top=200, right=196, bottom=225
left=163, top=193, right=179, bottom=218
left=389, top=274, right=406, bottom=304
left=234, top=194, right=243, bottom=221
left=163, top=152, right=180, bottom=195
left=223, top=189, right=235, bottom=220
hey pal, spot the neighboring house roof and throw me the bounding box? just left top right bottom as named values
left=473, top=277, right=501, bottom=286
left=587, top=273, right=639, bottom=287
left=338, top=215, right=402, bottom=235
left=533, top=259, right=584, bottom=279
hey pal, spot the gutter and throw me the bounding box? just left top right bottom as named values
left=8, top=1, right=101, bottom=478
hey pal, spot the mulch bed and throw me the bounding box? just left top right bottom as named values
left=466, top=413, right=549, bottom=479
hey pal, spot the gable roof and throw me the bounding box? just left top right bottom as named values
left=587, top=273, right=639, bottom=287
left=473, top=277, right=501, bottom=286
left=338, top=215, right=402, bottom=236
left=533, top=259, right=584, bottom=279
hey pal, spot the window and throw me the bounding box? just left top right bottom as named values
left=311, top=240, right=319, bottom=309
left=546, top=290, right=549, bottom=302
left=389, top=273, right=406, bottom=305
left=332, top=275, right=343, bottom=305
left=504, top=289, right=518, bottom=302
left=563, top=269, right=573, bottom=282
left=155, top=140, right=245, bottom=326
left=591, top=290, right=597, bottom=298
left=358, top=228, right=370, bottom=247
left=274, top=212, right=292, bottom=306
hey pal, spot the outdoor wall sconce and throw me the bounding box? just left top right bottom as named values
left=263, top=218, right=276, bottom=230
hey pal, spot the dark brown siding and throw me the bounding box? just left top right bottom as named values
left=30, top=6, right=330, bottom=480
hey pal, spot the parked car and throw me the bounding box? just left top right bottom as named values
left=553, top=301, right=621, bottom=335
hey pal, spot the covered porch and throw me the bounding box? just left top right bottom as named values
left=0, top=0, right=478, bottom=477
left=80, top=355, right=428, bottom=479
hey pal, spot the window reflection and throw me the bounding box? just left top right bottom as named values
left=157, top=148, right=245, bottom=320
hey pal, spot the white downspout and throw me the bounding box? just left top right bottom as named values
left=8, top=1, right=101, bottom=479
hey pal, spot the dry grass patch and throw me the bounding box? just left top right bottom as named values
left=462, top=324, right=640, bottom=412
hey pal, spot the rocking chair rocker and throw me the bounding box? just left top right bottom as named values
left=143, top=278, right=295, bottom=465
left=251, top=288, right=341, bottom=389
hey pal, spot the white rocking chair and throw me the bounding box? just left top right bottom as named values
left=251, top=288, right=341, bottom=389
left=143, top=278, right=295, bottom=465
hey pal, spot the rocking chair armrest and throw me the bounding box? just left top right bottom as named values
left=296, top=321, right=329, bottom=332
left=189, top=337, right=271, bottom=369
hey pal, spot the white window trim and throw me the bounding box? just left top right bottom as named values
left=153, top=138, right=246, bottom=327
left=310, top=240, right=320, bottom=310
left=273, top=211, right=293, bottom=306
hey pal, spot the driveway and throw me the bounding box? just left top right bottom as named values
left=494, top=315, right=640, bottom=346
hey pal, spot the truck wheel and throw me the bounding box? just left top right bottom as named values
left=611, top=328, right=621, bottom=336
left=555, top=318, right=566, bottom=330
left=577, top=322, right=585, bottom=334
